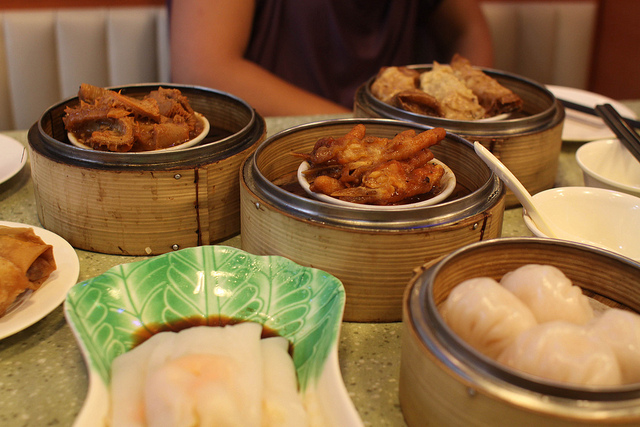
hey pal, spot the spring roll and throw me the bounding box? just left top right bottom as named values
left=451, top=53, right=523, bottom=117
left=0, top=226, right=56, bottom=289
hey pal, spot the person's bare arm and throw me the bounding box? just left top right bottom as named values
left=170, top=0, right=350, bottom=116
left=429, top=0, right=495, bottom=67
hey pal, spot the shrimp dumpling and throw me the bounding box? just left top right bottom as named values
left=441, top=277, right=537, bottom=358
left=500, top=264, right=593, bottom=324
left=588, top=308, right=640, bottom=383
left=497, top=321, right=622, bottom=387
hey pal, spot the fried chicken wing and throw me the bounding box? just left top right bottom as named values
left=331, top=159, right=445, bottom=205
left=296, top=125, right=448, bottom=205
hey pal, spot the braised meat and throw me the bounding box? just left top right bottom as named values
left=63, top=84, right=204, bottom=152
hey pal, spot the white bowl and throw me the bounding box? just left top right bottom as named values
left=68, top=112, right=210, bottom=152
left=522, top=187, right=640, bottom=262
left=297, top=159, right=456, bottom=210
left=576, top=138, right=640, bottom=197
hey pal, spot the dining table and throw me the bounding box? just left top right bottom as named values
left=1, top=100, right=639, bottom=427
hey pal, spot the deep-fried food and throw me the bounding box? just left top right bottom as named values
left=370, top=66, right=420, bottom=103
left=420, top=62, right=485, bottom=120
left=369, top=54, right=523, bottom=120
left=392, top=88, right=441, bottom=117
left=0, top=258, right=31, bottom=316
left=450, top=54, right=523, bottom=116
left=0, top=226, right=57, bottom=317
left=0, top=226, right=56, bottom=289
left=296, top=124, right=447, bottom=205
left=331, top=158, right=444, bottom=205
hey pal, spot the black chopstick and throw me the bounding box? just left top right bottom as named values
left=595, top=103, right=640, bottom=163
left=558, top=98, right=640, bottom=130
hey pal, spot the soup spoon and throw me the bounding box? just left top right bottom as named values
left=473, top=141, right=584, bottom=241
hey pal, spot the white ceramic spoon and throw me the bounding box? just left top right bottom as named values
left=473, top=141, right=567, bottom=239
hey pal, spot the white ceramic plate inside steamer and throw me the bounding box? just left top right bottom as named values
left=546, top=85, right=637, bottom=141
left=0, top=221, right=80, bottom=340
left=297, top=159, right=456, bottom=210
left=64, top=245, right=363, bottom=427
left=0, top=135, right=27, bottom=184
left=67, top=112, right=210, bottom=152
left=475, top=112, right=511, bottom=122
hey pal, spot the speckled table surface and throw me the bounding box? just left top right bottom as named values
left=1, top=103, right=638, bottom=427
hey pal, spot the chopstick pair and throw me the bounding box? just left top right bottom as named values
left=558, top=98, right=640, bottom=163
left=594, top=103, right=640, bottom=163
left=559, top=98, right=640, bottom=130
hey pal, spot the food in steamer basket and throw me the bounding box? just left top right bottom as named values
left=441, top=263, right=640, bottom=387
left=0, top=226, right=57, bottom=316
left=371, top=54, right=523, bottom=120
left=63, top=83, right=205, bottom=152
left=295, top=124, right=447, bottom=205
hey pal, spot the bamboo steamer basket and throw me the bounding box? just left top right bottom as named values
left=28, top=84, right=265, bottom=255
left=240, top=118, right=505, bottom=322
left=401, top=237, right=640, bottom=426
left=354, top=66, right=565, bottom=207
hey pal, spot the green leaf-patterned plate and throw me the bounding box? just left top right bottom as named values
left=64, top=245, right=362, bottom=426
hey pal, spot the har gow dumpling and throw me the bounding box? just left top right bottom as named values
left=588, top=308, right=640, bottom=384
left=441, top=277, right=537, bottom=359
left=497, top=321, right=622, bottom=387
left=500, top=264, right=593, bottom=324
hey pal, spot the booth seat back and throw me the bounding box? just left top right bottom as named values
left=0, top=2, right=597, bottom=131
left=0, top=6, right=169, bottom=130
left=481, top=1, right=597, bottom=91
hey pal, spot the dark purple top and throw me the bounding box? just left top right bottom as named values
left=245, top=0, right=444, bottom=108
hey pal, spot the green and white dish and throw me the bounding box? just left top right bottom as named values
left=65, top=245, right=362, bottom=426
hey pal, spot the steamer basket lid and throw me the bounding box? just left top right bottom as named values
left=30, top=83, right=264, bottom=169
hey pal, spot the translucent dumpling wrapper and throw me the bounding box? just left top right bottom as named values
left=110, top=322, right=309, bottom=427
left=588, top=308, right=640, bottom=384
left=441, top=277, right=538, bottom=359
left=497, top=321, right=622, bottom=387
left=500, top=264, right=594, bottom=324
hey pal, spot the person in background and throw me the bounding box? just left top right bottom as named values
left=170, top=0, right=494, bottom=117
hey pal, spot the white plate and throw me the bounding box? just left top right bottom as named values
left=0, top=221, right=80, bottom=339
left=546, top=85, right=638, bottom=141
left=0, top=135, right=27, bottom=184
left=68, top=112, right=210, bottom=152
left=298, top=159, right=456, bottom=210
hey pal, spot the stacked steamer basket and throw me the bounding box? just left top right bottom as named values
left=401, top=238, right=640, bottom=426
left=354, top=65, right=564, bottom=207
left=240, top=118, right=505, bottom=322
left=28, top=84, right=265, bottom=255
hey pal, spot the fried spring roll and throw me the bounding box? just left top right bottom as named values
left=451, top=53, right=523, bottom=117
